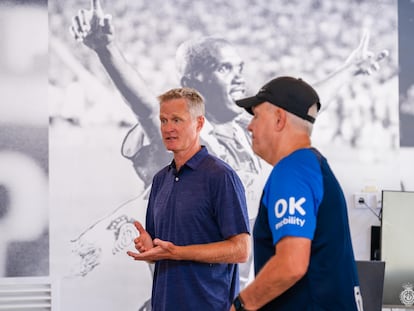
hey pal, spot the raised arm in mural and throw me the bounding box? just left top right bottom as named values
left=314, top=28, right=389, bottom=109
left=71, top=0, right=169, bottom=189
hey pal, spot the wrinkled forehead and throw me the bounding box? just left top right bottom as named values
left=159, top=98, right=189, bottom=113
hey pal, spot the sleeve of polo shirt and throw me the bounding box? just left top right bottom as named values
left=262, top=151, right=323, bottom=245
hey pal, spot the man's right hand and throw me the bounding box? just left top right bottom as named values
left=131, top=221, right=154, bottom=253
left=70, top=0, right=114, bottom=51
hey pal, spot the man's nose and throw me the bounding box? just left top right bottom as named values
left=162, top=121, right=175, bottom=131
left=247, top=120, right=253, bottom=131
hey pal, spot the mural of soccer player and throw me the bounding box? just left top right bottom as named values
left=65, top=0, right=389, bottom=309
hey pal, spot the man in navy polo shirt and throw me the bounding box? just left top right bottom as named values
left=231, top=77, right=362, bottom=311
left=127, top=87, right=250, bottom=311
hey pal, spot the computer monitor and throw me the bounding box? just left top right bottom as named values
left=381, top=190, right=414, bottom=307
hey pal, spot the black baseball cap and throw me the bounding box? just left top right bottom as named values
left=235, top=76, right=321, bottom=123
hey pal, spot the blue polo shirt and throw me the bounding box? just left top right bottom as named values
left=253, top=148, right=361, bottom=311
left=146, top=146, right=249, bottom=311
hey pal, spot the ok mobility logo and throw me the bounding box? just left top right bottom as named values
left=274, top=197, right=306, bottom=230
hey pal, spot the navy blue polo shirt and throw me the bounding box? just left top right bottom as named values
left=253, top=148, right=361, bottom=311
left=146, top=146, right=249, bottom=311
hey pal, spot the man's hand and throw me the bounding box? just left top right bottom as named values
left=130, top=221, right=154, bottom=253
left=127, top=238, right=178, bottom=262
left=346, top=28, right=389, bottom=75
left=70, top=0, right=114, bottom=51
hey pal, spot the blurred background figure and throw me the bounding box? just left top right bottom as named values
left=0, top=0, right=48, bottom=277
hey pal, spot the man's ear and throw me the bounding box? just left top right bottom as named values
left=196, top=116, right=205, bottom=132
left=274, top=108, right=287, bottom=131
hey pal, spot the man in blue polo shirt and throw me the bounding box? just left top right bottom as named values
left=231, top=77, right=362, bottom=311
left=127, top=87, right=250, bottom=311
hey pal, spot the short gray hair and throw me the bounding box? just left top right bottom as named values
left=286, top=103, right=318, bottom=135
left=157, top=87, right=205, bottom=118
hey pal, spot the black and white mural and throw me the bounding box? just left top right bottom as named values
left=14, top=0, right=406, bottom=309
